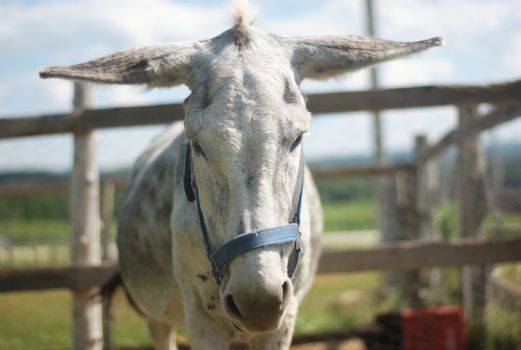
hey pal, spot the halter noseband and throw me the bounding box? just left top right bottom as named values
left=183, top=143, right=304, bottom=285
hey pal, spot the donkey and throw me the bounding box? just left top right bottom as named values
left=40, top=2, right=441, bottom=349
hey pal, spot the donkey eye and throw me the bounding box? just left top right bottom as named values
left=192, top=141, right=207, bottom=159
left=290, top=134, right=303, bottom=152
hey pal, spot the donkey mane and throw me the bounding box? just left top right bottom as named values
left=232, top=0, right=255, bottom=48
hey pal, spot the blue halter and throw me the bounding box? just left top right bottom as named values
left=183, top=144, right=304, bottom=284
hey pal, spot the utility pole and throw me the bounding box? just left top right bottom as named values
left=365, top=0, right=384, bottom=162
left=365, top=0, right=403, bottom=295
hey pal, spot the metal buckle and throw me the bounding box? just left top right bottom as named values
left=294, top=240, right=301, bottom=253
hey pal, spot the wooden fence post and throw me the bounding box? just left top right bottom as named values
left=415, top=134, right=440, bottom=240
left=396, top=168, right=421, bottom=307
left=379, top=175, right=403, bottom=293
left=415, top=135, right=443, bottom=303
left=100, top=180, right=115, bottom=350
left=101, top=181, right=115, bottom=262
left=487, top=132, right=505, bottom=236
left=457, top=104, right=488, bottom=347
left=71, top=82, right=103, bottom=350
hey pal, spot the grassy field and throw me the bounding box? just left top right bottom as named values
left=0, top=199, right=381, bottom=349
left=0, top=198, right=377, bottom=268
left=0, top=272, right=394, bottom=349
left=0, top=199, right=376, bottom=241
left=322, top=200, right=375, bottom=232
left=0, top=219, right=71, bottom=244
left=2, top=268, right=520, bottom=350
left=1, top=199, right=520, bottom=349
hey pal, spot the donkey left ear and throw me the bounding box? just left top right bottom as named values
left=40, top=42, right=200, bottom=88
left=286, top=35, right=443, bottom=82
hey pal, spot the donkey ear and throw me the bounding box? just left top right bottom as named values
left=287, top=35, right=443, bottom=81
left=40, top=42, right=200, bottom=88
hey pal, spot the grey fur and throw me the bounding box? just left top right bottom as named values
left=286, top=35, right=443, bottom=81
left=40, top=3, right=441, bottom=349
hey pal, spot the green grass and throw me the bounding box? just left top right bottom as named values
left=2, top=271, right=520, bottom=349
left=0, top=290, right=72, bottom=350
left=0, top=199, right=377, bottom=247
left=296, top=272, right=399, bottom=333
left=499, top=263, right=521, bottom=285
left=322, top=200, right=376, bottom=232
left=0, top=273, right=393, bottom=349
left=0, top=219, right=70, bottom=244
left=487, top=301, right=521, bottom=350
left=0, top=289, right=150, bottom=350
left=111, top=289, right=153, bottom=347
left=1, top=199, right=520, bottom=348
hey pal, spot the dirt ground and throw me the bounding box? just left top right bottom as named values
left=292, top=339, right=367, bottom=350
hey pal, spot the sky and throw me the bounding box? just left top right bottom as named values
left=0, top=0, right=520, bottom=172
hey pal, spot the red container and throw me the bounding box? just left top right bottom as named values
left=401, top=305, right=467, bottom=350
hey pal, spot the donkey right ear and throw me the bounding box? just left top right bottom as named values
left=286, top=35, right=443, bottom=82
left=40, top=42, right=200, bottom=88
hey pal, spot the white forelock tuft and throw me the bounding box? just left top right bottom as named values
left=233, top=0, right=255, bottom=26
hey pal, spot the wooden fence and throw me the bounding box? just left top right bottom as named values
left=1, top=237, right=521, bottom=293
left=1, top=80, right=521, bottom=139
left=1, top=79, right=521, bottom=349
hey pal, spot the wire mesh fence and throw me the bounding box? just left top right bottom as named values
left=382, top=114, right=521, bottom=349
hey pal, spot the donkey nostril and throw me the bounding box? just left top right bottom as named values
left=282, top=279, right=291, bottom=302
left=225, top=294, right=242, bottom=319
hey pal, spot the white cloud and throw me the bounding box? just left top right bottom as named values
left=261, top=0, right=363, bottom=36
left=379, top=0, right=521, bottom=83
left=502, top=33, right=521, bottom=74
left=0, top=135, right=72, bottom=172
left=379, top=0, right=511, bottom=42
left=94, top=86, right=153, bottom=108
left=0, top=0, right=229, bottom=113
left=305, top=112, right=373, bottom=160
left=382, top=107, right=457, bottom=153
left=97, top=126, right=165, bottom=171
left=382, top=56, right=455, bottom=87
left=87, top=0, right=230, bottom=45
left=47, top=80, right=72, bottom=108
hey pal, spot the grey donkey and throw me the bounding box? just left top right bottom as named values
left=40, top=1, right=442, bottom=349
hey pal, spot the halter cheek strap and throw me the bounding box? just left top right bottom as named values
left=183, top=143, right=304, bottom=285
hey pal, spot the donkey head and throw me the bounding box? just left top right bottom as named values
left=41, top=4, right=441, bottom=334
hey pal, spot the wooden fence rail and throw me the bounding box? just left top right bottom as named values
left=0, top=265, right=117, bottom=292
left=1, top=80, right=520, bottom=139
left=1, top=236, right=520, bottom=293
left=0, top=178, right=127, bottom=196
left=318, top=236, right=521, bottom=274
left=0, top=163, right=414, bottom=197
